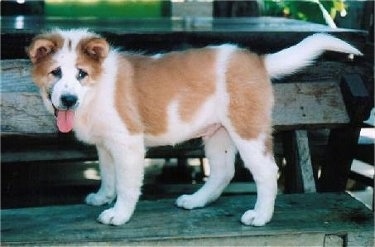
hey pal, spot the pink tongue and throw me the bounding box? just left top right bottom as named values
left=56, top=110, right=75, bottom=133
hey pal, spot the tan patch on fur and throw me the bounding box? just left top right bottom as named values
left=115, top=57, right=144, bottom=134
left=27, top=33, right=64, bottom=64
left=116, top=49, right=217, bottom=135
left=76, top=37, right=109, bottom=83
left=28, top=33, right=64, bottom=88
left=226, top=50, right=274, bottom=140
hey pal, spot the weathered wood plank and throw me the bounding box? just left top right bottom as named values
left=272, top=82, right=349, bottom=129
left=1, top=135, right=206, bottom=163
left=1, top=193, right=373, bottom=246
left=282, top=130, right=316, bottom=193
left=295, top=130, right=316, bottom=193
left=1, top=59, right=349, bottom=135
left=0, top=143, right=207, bottom=163
left=1, top=92, right=57, bottom=134
left=1, top=60, right=56, bottom=134
left=0, top=59, right=37, bottom=92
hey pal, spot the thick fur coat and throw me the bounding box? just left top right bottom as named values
left=27, top=30, right=361, bottom=226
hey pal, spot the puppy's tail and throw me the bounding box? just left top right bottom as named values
left=264, top=33, right=362, bottom=79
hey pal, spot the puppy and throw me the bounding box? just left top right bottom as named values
left=27, top=29, right=361, bottom=226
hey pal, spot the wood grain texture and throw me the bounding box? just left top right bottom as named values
left=1, top=59, right=349, bottom=135
left=282, top=130, right=316, bottom=193
left=2, top=92, right=57, bottom=134
left=273, top=82, right=349, bottom=129
left=1, top=60, right=56, bottom=134
left=1, top=193, right=373, bottom=246
left=295, top=130, right=316, bottom=193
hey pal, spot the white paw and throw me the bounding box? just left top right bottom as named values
left=97, top=208, right=131, bottom=226
left=240, top=209, right=272, bottom=226
left=176, top=194, right=205, bottom=209
left=85, top=193, right=115, bottom=206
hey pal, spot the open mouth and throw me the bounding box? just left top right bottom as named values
left=53, top=106, right=75, bottom=133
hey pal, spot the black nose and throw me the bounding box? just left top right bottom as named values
left=61, top=94, right=78, bottom=108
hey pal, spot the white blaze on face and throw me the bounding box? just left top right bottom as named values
left=50, top=36, right=84, bottom=133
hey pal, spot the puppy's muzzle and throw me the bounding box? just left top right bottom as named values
left=60, top=94, right=78, bottom=109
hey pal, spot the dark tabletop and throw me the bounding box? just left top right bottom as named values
left=1, top=16, right=367, bottom=58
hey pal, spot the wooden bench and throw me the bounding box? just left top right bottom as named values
left=1, top=58, right=372, bottom=193
left=1, top=17, right=373, bottom=246
left=2, top=193, right=373, bottom=246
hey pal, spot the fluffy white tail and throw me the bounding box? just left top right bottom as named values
left=264, top=33, right=362, bottom=79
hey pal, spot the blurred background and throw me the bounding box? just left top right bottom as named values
left=1, top=0, right=373, bottom=32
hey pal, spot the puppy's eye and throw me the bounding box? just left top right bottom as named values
left=77, top=69, right=88, bottom=80
left=50, top=67, right=62, bottom=78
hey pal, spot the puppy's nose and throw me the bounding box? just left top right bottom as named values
left=61, top=94, right=78, bottom=108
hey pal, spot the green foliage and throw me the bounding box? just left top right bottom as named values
left=44, top=0, right=165, bottom=18
left=262, top=0, right=347, bottom=26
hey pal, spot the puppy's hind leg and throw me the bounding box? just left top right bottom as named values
left=85, top=145, right=116, bottom=206
left=231, top=133, right=278, bottom=226
left=176, top=127, right=236, bottom=209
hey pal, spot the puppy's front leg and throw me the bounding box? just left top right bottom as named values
left=85, top=145, right=116, bottom=206
left=97, top=136, right=145, bottom=226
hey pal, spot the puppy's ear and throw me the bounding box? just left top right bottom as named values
left=27, top=38, right=56, bottom=64
left=83, top=38, right=109, bottom=62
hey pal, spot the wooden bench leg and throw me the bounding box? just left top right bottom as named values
left=318, top=127, right=361, bottom=192
left=319, top=74, right=372, bottom=192
left=283, top=130, right=316, bottom=193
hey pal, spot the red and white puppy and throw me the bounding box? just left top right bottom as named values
left=27, top=29, right=361, bottom=226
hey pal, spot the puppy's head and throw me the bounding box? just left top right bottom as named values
left=27, top=29, right=109, bottom=133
